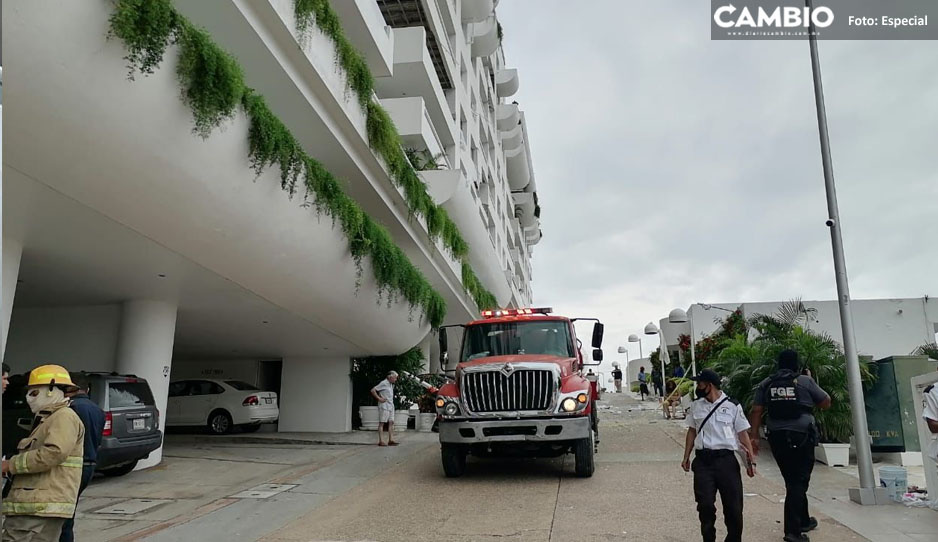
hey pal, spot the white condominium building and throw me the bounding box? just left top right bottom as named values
left=1, top=0, right=540, bottom=467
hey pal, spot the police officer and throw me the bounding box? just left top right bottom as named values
left=749, top=350, right=831, bottom=542
left=681, top=369, right=755, bottom=542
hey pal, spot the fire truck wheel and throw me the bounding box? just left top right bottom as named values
left=441, top=444, right=467, bottom=477
left=574, top=432, right=595, bottom=477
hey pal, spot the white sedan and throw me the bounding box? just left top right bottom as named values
left=167, top=379, right=279, bottom=434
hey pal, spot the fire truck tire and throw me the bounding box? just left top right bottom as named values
left=574, top=433, right=595, bottom=477
left=441, top=444, right=467, bottom=477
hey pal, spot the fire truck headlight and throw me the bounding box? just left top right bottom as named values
left=443, top=402, right=459, bottom=416
left=561, top=398, right=578, bottom=412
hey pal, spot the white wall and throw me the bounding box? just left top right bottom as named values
left=278, top=356, right=352, bottom=433
left=4, top=305, right=120, bottom=374
left=171, top=359, right=262, bottom=384
left=661, top=298, right=938, bottom=361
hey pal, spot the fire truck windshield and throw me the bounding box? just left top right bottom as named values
left=461, top=321, right=574, bottom=361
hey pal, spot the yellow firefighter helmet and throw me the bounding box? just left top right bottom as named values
left=27, top=364, right=77, bottom=388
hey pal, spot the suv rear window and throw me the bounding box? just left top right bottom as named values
left=108, top=382, right=155, bottom=408
left=225, top=380, right=259, bottom=391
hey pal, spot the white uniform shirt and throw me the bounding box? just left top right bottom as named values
left=374, top=379, right=395, bottom=412
left=686, top=392, right=751, bottom=451
left=923, top=384, right=938, bottom=462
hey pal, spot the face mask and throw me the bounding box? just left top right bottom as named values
left=695, top=386, right=709, bottom=399
left=26, top=386, right=66, bottom=414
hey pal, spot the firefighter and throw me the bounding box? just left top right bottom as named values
left=1, top=365, right=85, bottom=542
left=749, top=350, right=831, bottom=542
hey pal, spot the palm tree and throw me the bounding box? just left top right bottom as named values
left=712, top=303, right=873, bottom=443
left=912, top=342, right=938, bottom=360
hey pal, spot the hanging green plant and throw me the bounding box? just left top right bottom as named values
left=176, top=21, right=246, bottom=138
left=108, top=0, right=178, bottom=78
left=108, top=0, right=446, bottom=327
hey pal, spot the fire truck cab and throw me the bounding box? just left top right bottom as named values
left=435, top=308, right=603, bottom=478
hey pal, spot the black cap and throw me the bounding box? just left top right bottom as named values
left=690, top=369, right=722, bottom=387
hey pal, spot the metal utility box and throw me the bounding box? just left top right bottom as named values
left=864, top=356, right=937, bottom=452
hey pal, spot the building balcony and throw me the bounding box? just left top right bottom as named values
left=421, top=169, right=460, bottom=206
left=505, top=145, right=531, bottom=191
left=332, top=0, right=394, bottom=77
left=501, top=123, right=523, bottom=154
left=376, top=0, right=456, bottom=91
left=380, top=96, right=450, bottom=166
left=375, top=26, right=456, bottom=147
left=496, top=103, right=520, bottom=132
left=462, top=0, right=494, bottom=23
left=512, top=191, right=537, bottom=229
left=470, top=16, right=499, bottom=58
left=495, top=68, right=519, bottom=98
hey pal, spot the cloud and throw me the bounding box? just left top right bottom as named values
left=498, top=0, right=938, bottom=362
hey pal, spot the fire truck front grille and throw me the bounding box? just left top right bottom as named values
left=462, top=370, right=555, bottom=413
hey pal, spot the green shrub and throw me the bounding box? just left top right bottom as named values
left=108, top=0, right=178, bottom=77
left=176, top=21, right=245, bottom=138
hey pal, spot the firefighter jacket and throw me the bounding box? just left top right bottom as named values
left=3, top=402, right=85, bottom=518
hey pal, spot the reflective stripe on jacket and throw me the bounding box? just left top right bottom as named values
left=3, top=402, right=85, bottom=518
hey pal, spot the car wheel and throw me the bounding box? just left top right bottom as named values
left=441, top=444, right=467, bottom=478
left=99, top=459, right=138, bottom=477
left=574, top=430, right=595, bottom=478
left=208, top=410, right=233, bottom=435
left=240, top=424, right=261, bottom=433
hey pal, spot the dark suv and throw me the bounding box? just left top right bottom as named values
left=2, top=371, right=163, bottom=476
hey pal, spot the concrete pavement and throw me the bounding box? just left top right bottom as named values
left=74, top=394, right=936, bottom=541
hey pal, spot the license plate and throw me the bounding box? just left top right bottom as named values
left=264, top=398, right=272, bottom=405
left=133, top=418, right=146, bottom=430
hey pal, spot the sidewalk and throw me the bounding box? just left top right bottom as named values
left=608, top=390, right=937, bottom=542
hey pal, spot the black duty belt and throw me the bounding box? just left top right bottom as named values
left=696, top=449, right=734, bottom=459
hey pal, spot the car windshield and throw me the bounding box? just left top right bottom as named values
left=225, top=380, right=259, bottom=391
left=461, top=320, right=574, bottom=361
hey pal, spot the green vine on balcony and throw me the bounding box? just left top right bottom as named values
left=108, top=0, right=446, bottom=327
left=294, top=1, right=497, bottom=311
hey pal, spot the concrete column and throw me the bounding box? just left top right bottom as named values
left=279, top=357, right=352, bottom=433
left=2, top=238, right=24, bottom=359
left=114, top=300, right=177, bottom=469
left=417, top=335, right=433, bottom=374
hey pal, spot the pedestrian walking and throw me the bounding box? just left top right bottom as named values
left=682, top=369, right=755, bottom=542
left=651, top=366, right=663, bottom=397
left=638, top=366, right=649, bottom=400
left=2, top=365, right=85, bottom=542
left=749, top=350, right=831, bottom=542
left=612, top=366, right=623, bottom=393
left=921, top=366, right=938, bottom=468
left=2, top=363, right=10, bottom=394
left=59, top=375, right=106, bottom=542
left=371, top=371, right=399, bottom=447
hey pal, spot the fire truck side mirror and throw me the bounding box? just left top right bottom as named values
left=591, top=322, right=604, bottom=349
left=592, top=348, right=603, bottom=362
left=438, top=328, right=448, bottom=363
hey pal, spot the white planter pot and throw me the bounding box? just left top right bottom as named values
left=418, top=413, right=437, bottom=432
left=394, top=410, right=409, bottom=431
left=359, top=406, right=379, bottom=431
left=815, top=443, right=850, bottom=467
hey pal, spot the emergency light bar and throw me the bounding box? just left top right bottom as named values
left=481, top=307, right=553, bottom=318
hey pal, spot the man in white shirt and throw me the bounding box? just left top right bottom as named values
left=681, top=369, right=755, bottom=542
left=371, top=371, right=399, bottom=447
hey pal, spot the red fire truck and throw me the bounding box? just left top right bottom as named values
left=434, top=307, right=604, bottom=477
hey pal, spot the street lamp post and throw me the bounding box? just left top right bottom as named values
left=644, top=323, right=664, bottom=407
left=627, top=334, right=643, bottom=359
left=806, top=0, right=879, bottom=505
left=668, top=308, right=696, bottom=377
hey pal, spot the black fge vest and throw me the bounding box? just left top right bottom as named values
left=765, top=373, right=811, bottom=420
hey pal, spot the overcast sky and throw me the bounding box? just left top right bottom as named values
left=497, top=1, right=938, bottom=364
